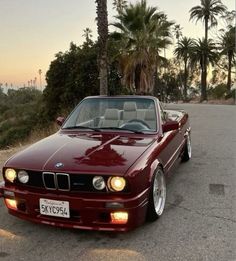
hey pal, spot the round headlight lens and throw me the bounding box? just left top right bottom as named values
left=108, top=177, right=126, bottom=192
left=18, top=170, right=29, bottom=184
left=5, top=168, right=17, bottom=183
left=92, top=176, right=106, bottom=190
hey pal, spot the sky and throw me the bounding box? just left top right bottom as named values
left=0, top=0, right=235, bottom=89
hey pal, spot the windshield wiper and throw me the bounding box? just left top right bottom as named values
left=63, top=126, right=101, bottom=132
left=98, top=127, right=144, bottom=134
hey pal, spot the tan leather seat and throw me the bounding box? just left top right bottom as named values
left=99, top=109, right=120, bottom=127
left=123, top=102, right=137, bottom=122
left=144, top=110, right=157, bottom=130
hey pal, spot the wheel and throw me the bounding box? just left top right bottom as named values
left=182, top=133, right=192, bottom=162
left=146, top=167, right=166, bottom=221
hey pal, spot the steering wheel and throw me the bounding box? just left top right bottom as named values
left=127, top=119, right=151, bottom=129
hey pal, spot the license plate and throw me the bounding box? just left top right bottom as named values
left=39, top=198, right=70, bottom=218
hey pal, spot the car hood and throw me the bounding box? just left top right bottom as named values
left=5, top=132, right=155, bottom=175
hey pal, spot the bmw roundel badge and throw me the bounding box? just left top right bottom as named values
left=55, top=162, right=64, bottom=168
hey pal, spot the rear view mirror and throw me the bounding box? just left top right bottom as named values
left=56, top=116, right=65, bottom=126
left=162, top=120, right=179, bottom=133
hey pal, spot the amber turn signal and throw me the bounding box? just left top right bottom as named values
left=111, top=211, right=128, bottom=224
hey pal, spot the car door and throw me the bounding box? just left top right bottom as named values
left=157, top=103, right=182, bottom=175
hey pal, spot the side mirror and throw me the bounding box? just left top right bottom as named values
left=56, top=116, right=65, bottom=126
left=162, top=120, right=179, bottom=133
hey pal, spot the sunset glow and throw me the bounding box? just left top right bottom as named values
left=0, top=0, right=234, bottom=89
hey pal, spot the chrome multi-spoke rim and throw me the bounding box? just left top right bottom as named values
left=187, top=135, right=192, bottom=158
left=153, top=171, right=166, bottom=216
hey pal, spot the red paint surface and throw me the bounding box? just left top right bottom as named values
left=1, top=96, right=190, bottom=231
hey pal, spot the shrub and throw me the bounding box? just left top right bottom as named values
left=0, top=88, right=43, bottom=149
left=209, top=84, right=228, bottom=99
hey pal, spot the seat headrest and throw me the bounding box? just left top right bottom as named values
left=145, top=110, right=156, bottom=120
left=104, top=109, right=119, bottom=120
left=123, top=102, right=137, bottom=111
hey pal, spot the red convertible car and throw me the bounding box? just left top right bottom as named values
left=0, top=96, right=191, bottom=231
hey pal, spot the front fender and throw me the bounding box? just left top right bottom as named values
left=149, top=159, right=164, bottom=183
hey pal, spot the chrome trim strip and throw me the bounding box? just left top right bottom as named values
left=42, top=172, right=57, bottom=190
left=56, top=173, right=70, bottom=191
left=184, top=127, right=191, bottom=137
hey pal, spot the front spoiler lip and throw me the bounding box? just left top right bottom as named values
left=8, top=210, right=132, bottom=232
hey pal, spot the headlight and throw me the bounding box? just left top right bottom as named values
left=18, top=170, right=29, bottom=184
left=5, top=168, right=17, bottom=183
left=108, top=177, right=126, bottom=192
left=92, top=176, right=106, bottom=190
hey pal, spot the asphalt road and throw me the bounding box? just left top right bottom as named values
left=0, top=104, right=235, bottom=261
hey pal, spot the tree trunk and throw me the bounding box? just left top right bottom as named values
left=95, top=0, right=108, bottom=95
left=201, top=18, right=209, bottom=101
left=134, top=64, right=141, bottom=94
left=183, top=59, right=188, bottom=101
left=201, top=66, right=207, bottom=101
left=227, top=52, right=233, bottom=91
left=153, top=63, right=158, bottom=96
left=204, top=17, right=208, bottom=41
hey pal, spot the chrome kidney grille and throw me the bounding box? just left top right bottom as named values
left=42, top=172, right=70, bottom=191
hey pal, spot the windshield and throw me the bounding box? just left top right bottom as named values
left=63, top=97, right=158, bottom=133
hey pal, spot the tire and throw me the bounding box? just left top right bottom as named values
left=182, top=133, right=192, bottom=162
left=146, top=167, right=167, bottom=222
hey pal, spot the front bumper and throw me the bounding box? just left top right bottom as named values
left=0, top=185, right=149, bottom=232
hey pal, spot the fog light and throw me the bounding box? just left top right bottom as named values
left=5, top=169, right=17, bottom=183
left=111, top=211, right=128, bottom=224
left=5, top=198, right=17, bottom=210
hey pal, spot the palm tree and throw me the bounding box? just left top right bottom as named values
left=173, top=24, right=183, bottom=44
left=113, top=0, right=127, bottom=14
left=82, top=28, right=93, bottom=47
left=191, top=38, right=219, bottom=100
left=220, top=26, right=235, bottom=91
left=174, top=37, right=195, bottom=100
left=112, top=0, right=173, bottom=94
left=221, top=10, right=236, bottom=27
left=190, top=0, right=226, bottom=100
left=189, top=0, right=226, bottom=41
left=38, top=69, right=42, bottom=90
left=95, top=0, right=108, bottom=95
